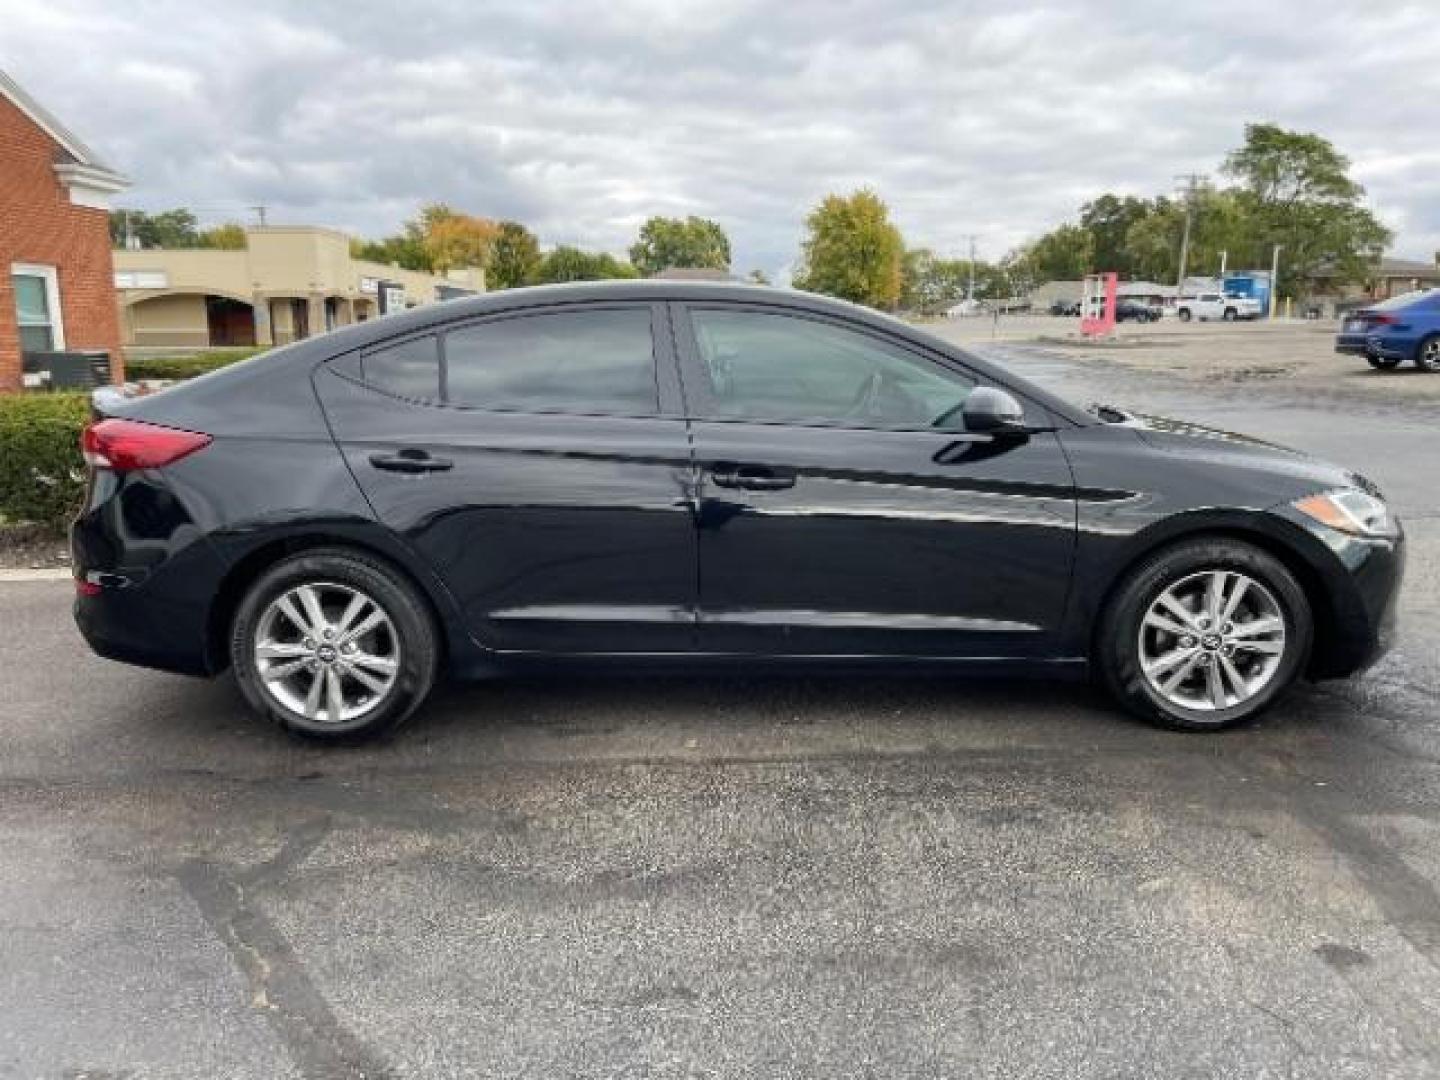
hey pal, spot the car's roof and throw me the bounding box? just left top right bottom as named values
left=360, top=279, right=884, bottom=335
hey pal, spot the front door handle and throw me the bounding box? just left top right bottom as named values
left=710, top=464, right=796, bottom=491
left=369, top=448, right=453, bottom=474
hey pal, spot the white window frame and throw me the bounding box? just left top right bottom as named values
left=11, top=262, right=65, bottom=351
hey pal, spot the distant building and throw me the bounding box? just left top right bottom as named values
left=0, top=69, right=129, bottom=391
left=1303, top=257, right=1440, bottom=315
left=114, top=227, right=485, bottom=349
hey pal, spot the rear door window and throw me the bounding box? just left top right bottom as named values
left=361, top=335, right=441, bottom=401
left=443, top=307, right=658, bottom=415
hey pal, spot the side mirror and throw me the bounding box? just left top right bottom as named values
left=962, top=386, right=1028, bottom=435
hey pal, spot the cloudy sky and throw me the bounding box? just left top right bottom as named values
left=4, top=0, right=1437, bottom=277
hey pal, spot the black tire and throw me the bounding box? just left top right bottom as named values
left=1096, top=538, right=1312, bottom=731
left=1177, top=308, right=1192, bottom=322
left=229, top=547, right=439, bottom=741
left=1367, top=354, right=1402, bottom=370
left=1415, top=334, right=1440, bottom=373
left=1223, top=307, right=1238, bottom=322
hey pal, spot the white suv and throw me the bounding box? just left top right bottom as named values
left=1175, top=293, right=1262, bottom=322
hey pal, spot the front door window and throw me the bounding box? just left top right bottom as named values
left=687, top=308, right=973, bottom=429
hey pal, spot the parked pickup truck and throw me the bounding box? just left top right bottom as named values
left=1175, top=292, right=1263, bottom=322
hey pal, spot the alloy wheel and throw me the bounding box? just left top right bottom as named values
left=1137, top=570, right=1287, bottom=713
left=253, top=582, right=401, bottom=724
left=1420, top=338, right=1440, bottom=372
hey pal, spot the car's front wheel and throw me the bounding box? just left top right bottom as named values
left=230, top=548, right=439, bottom=740
left=1223, top=307, right=1238, bottom=321
left=1416, top=335, right=1440, bottom=373
left=1177, top=308, right=1192, bottom=322
left=1097, top=539, right=1312, bottom=731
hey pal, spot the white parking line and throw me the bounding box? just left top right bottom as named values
left=0, top=568, right=72, bottom=583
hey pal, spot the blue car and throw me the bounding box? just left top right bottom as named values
left=1335, top=288, right=1440, bottom=371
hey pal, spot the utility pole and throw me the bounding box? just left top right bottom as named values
left=1174, top=174, right=1205, bottom=294
left=961, top=234, right=979, bottom=302
left=250, top=205, right=268, bottom=227
left=1268, top=244, right=1283, bottom=319
left=1218, top=249, right=1228, bottom=277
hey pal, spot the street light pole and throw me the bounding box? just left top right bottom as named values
left=1269, top=244, right=1283, bottom=319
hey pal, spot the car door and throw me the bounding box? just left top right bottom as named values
left=314, top=301, right=698, bottom=655
left=672, top=302, right=1077, bottom=658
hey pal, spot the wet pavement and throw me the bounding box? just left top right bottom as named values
left=1, top=342, right=1438, bottom=1078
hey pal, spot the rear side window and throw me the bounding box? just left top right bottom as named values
left=362, top=335, right=440, bottom=400
left=443, top=308, right=657, bottom=415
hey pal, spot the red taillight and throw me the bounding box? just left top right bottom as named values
left=75, top=578, right=102, bottom=597
left=80, top=418, right=212, bottom=471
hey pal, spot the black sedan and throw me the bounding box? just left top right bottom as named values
left=1115, top=299, right=1161, bottom=323
left=73, top=282, right=1403, bottom=741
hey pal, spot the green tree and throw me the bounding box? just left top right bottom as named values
left=1222, top=123, right=1391, bottom=293
left=900, top=248, right=976, bottom=311
left=793, top=189, right=905, bottom=309
left=1013, top=223, right=1094, bottom=285
left=745, top=269, right=771, bottom=285
left=109, top=208, right=204, bottom=249
left=490, top=221, right=542, bottom=288
left=198, top=222, right=247, bottom=250
left=531, top=246, right=639, bottom=284
left=1079, top=195, right=1153, bottom=276
left=629, top=216, right=731, bottom=277
left=350, top=234, right=431, bottom=273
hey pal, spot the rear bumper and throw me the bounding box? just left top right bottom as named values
left=1336, top=332, right=1413, bottom=361
left=70, top=472, right=226, bottom=678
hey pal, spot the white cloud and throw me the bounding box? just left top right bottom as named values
left=1, top=0, right=1436, bottom=273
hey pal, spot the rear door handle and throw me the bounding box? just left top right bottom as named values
left=710, top=464, right=796, bottom=491
left=369, top=449, right=453, bottom=474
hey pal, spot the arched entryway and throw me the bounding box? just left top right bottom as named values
left=123, top=291, right=257, bottom=349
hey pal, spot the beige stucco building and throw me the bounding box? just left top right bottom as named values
left=114, top=226, right=484, bottom=349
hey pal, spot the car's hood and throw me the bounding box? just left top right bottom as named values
left=1113, top=409, right=1380, bottom=500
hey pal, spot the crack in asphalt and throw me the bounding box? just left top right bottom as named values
left=176, top=818, right=393, bottom=1080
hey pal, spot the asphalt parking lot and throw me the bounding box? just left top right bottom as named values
left=3, top=325, right=1439, bottom=1078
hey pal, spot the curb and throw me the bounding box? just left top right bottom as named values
left=0, top=568, right=72, bottom=583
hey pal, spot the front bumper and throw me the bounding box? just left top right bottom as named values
left=1272, top=509, right=1406, bottom=678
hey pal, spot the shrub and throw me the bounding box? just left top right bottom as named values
left=126, top=347, right=264, bottom=382
left=0, top=392, right=91, bottom=529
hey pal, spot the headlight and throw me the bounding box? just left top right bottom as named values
left=1293, top=488, right=1397, bottom=538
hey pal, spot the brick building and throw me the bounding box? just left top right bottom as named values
left=0, top=69, right=128, bottom=392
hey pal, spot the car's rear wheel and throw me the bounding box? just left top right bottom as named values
left=1098, top=539, right=1312, bottom=731
left=1416, top=335, right=1440, bottom=373
left=1177, top=308, right=1192, bottom=322
left=230, top=548, right=438, bottom=740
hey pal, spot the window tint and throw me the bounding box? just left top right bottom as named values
left=444, top=308, right=657, bottom=414
left=362, top=335, right=440, bottom=400
left=688, top=309, right=974, bottom=428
